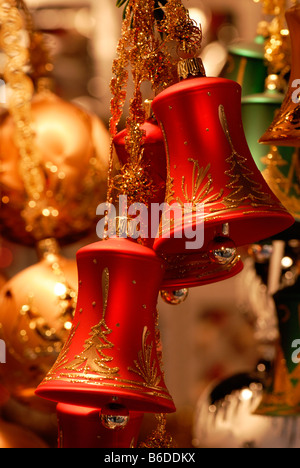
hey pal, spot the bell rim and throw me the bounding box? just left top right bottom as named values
left=160, top=259, right=244, bottom=289
left=35, top=383, right=176, bottom=414
left=153, top=210, right=295, bottom=254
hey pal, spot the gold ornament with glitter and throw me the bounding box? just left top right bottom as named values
left=0, top=0, right=110, bottom=246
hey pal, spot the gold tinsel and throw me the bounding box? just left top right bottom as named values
left=160, top=0, right=202, bottom=56
left=107, top=0, right=203, bottom=206
left=0, top=0, right=47, bottom=236
left=139, top=414, right=177, bottom=449
left=108, top=0, right=173, bottom=205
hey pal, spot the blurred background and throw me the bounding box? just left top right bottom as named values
left=0, top=0, right=300, bottom=449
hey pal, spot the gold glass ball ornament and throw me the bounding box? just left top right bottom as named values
left=0, top=239, right=78, bottom=407
left=0, top=91, right=110, bottom=246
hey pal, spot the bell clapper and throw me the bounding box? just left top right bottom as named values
left=100, top=403, right=130, bottom=431
left=209, top=223, right=238, bottom=266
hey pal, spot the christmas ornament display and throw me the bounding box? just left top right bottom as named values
left=0, top=91, right=110, bottom=246
left=107, top=2, right=244, bottom=291
left=151, top=66, right=295, bottom=262
left=221, top=39, right=268, bottom=97
left=36, top=238, right=176, bottom=415
left=260, top=5, right=300, bottom=147
left=56, top=403, right=144, bottom=448
left=0, top=238, right=77, bottom=407
left=255, top=275, right=300, bottom=416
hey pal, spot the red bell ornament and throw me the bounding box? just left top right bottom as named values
left=151, top=60, right=295, bottom=262
left=114, top=101, right=244, bottom=289
left=35, top=238, right=175, bottom=415
left=260, top=5, right=300, bottom=147
left=113, top=103, right=167, bottom=209
left=56, top=403, right=144, bottom=448
left=113, top=103, right=167, bottom=250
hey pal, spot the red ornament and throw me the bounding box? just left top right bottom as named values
left=151, top=75, right=294, bottom=262
left=113, top=114, right=167, bottom=251
left=57, top=403, right=144, bottom=448
left=114, top=111, right=244, bottom=289
left=160, top=246, right=243, bottom=289
left=35, top=238, right=175, bottom=415
left=113, top=116, right=167, bottom=208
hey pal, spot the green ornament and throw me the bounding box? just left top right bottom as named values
left=242, top=89, right=294, bottom=172
left=242, top=90, right=300, bottom=222
left=221, top=37, right=268, bottom=97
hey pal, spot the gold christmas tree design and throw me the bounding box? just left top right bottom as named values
left=66, top=320, right=119, bottom=376
left=219, top=105, right=274, bottom=209
left=66, top=267, right=119, bottom=377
